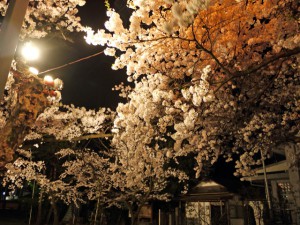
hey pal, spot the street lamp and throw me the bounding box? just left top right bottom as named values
left=44, top=75, right=54, bottom=86
left=21, top=42, right=40, bottom=61
left=28, top=67, right=39, bottom=75
left=43, top=75, right=63, bottom=101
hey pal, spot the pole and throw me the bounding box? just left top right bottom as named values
left=260, top=149, right=272, bottom=219
left=159, top=209, right=161, bottom=225
left=28, top=180, right=36, bottom=225
left=0, top=0, right=30, bottom=100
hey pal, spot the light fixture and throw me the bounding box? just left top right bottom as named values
left=28, top=67, right=39, bottom=75
left=21, top=42, right=40, bottom=61
left=44, top=75, right=54, bottom=86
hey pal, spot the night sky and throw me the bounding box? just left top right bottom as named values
left=27, top=0, right=129, bottom=110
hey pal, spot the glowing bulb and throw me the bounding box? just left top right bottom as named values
left=44, top=75, right=54, bottom=86
left=21, top=42, right=40, bottom=61
left=29, top=67, right=39, bottom=75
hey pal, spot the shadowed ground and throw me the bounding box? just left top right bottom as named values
left=0, top=209, right=27, bottom=225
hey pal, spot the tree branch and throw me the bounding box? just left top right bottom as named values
left=214, top=46, right=300, bottom=92
left=41, top=133, right=113, bottom=142
left=242, top=47, right=300, bottom=76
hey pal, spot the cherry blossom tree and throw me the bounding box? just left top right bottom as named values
left=0, top=2, right=123, bottom=224
left=32, top=103, right=189, bottom=225
left=0, top=68, right=56, bottom=167
left=4, top=99, right=187, bottom=225
left=110, top=108, right=189, bottom=225
left=3, top=147, right=67, bottom=225
left=57, top=147, right=112, bottom=224
left=2, top=0, right=299, bottom=224
left=86, top=0, right=300, bottom=177
left=0, top=0, right=85, bottom=39
left=26, top=104, right=114, bottom=142
left=0, top=0, right=87, bottom=166
left=3, top=104, right=114, bottom=225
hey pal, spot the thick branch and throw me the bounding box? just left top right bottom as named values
left=242, top=47, right=300, bottom=76
left=41, top=133, right=113, bottom=143
left=0, top=70, right=50, bottom=167
left=215, top=47, right=300, bottom=92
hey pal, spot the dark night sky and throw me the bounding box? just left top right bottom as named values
left=28, top=0, right=129, bottom=110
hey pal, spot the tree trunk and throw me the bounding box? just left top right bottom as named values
left=51, top=199, right=59, bottom=225
left=131, top=213, right=139, bottom=225
left=28, top=181, right=36, bottom=225
left=46, top=205, right=53, bottom=225
left=0, top=70, right=50, bottom=167
left=94, top=198, right=100, bottom=225
left=129, top=205, right=142, bottom=225
left=35, top=189, right=44, bottom=225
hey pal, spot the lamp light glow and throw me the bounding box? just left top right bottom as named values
left=44, top=75, right=54, bottom=86
left=21, top=42, right=40, bottom=61
left=29, top=67, right=39, bottom=75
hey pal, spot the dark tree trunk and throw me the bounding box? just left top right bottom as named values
left=46, top=205, right=53, bottom=225
left=129, top=205, right=142, bottom=225
left=131, top=213, right=139, bottom=225
left=49, top=197, right=59, bottom=225
left=35, top=189, right=44, bottom=225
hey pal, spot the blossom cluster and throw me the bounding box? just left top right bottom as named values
left=86, top=0, right=300, bottom=177
left=0, top=0, right=85, bottom=39
left=26, top=105, right=114, bottom=141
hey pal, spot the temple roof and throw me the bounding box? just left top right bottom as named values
left=180, top=180, right=235, bottom=202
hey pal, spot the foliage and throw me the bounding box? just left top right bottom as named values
left=1, top=0, right=300, bottom=224
left=85, top=0, right=300, bottom=177
left=0, top=0, right=86, bottom=39
left=110, top=122, right=189, bottom=224
left=57, top=147, right=112, bottom=206
left=0, top=0, right=87, bottom=166
left=0, top=68, right=51, bottom=167
left=26, top=104, right=114, bottom=142
left=2, top=103, right=114, bottom=223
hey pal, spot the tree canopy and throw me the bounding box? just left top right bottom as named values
left=86, top=0, right=300, bottom=177
left=0, top=0, right=85, bottom=39
left=0, top=0, right=299, bottom=224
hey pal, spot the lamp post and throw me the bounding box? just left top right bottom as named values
left=260, top=148, right=273, bottom=221
left=0, top=0, right=30, bottom=100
